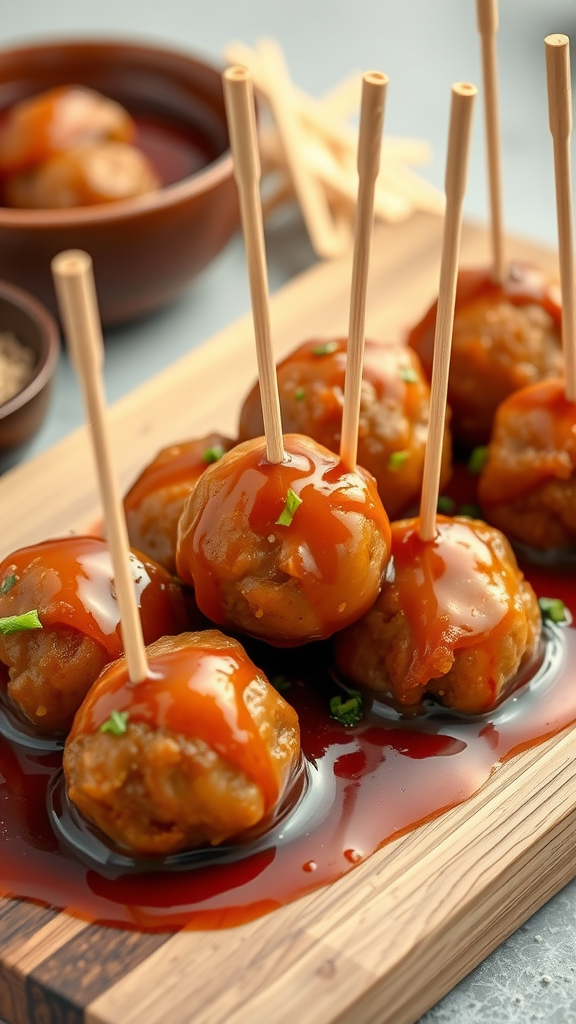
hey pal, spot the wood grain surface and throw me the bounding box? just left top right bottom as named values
left=0, top=212, right=574, bottom=1024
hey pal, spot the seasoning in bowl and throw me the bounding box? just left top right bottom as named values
left=0, top=330, right=35, bottom=405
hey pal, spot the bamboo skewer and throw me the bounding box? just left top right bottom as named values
left=340, top=72, right=388, bottom=471
left=51, top=250, right=149, bottom=684
left=256, top=39, right=351, bottom=259
left=476, top=0, right=505, bottom=284
left=419, top=83, right=477, bottom=542
left=545, top=33, right=576, bottom=403
left=222, top=66, right=285, bottom=465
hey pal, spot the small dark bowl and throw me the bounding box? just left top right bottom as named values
left=0, top=39, right=240, bottom=325
left=0, top=279, right=59, bottom=471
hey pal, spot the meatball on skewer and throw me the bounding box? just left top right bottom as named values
left=64, top=630, right=301, bottom=856
left=0, top=536, right=187, bottom=733
left=239, top=339, right=452, bottom=520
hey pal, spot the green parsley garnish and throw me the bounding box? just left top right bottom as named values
left=271, top=675, right=292, bottom=694
left=388, top=450, right=409, bottom=471
left=459, top=503, right=483, bottom=519
left=468, top=446, right=488, bottom=475
left=329, top=690, right=363, bottom=727
left=0, top=574, right=17, bottom=595
left=100, top=710, right=130, bottom=736
left=294, top=387, right=306, bottom=401
left=312, top=341, right=338, bottom=356
left=0, top=610, right=42, bottom=635
left=437, top=495, right=456, bottom=514
left=202, top=444, right=226, bottom=464
left=400, top=366, right=419, bottom=383
left=538, top=597, right=567, bottom=624
left=276, top=487, right=303, bottom=527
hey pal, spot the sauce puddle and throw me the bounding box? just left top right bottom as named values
left=0, top=563, right=574, bottom=932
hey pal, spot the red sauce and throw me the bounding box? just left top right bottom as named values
left=0, top=561, right=574, bottom=932
left=408, top=264, right=562, bottom=375
left=0, top=536, right=187, bottom=658
left=124, top=434, right=234, bottom=511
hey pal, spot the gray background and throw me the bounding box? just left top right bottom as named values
left=1, top=1, right=575, bottom=1021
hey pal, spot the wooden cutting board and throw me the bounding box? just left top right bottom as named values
left=0, top=212, right=575, bottom=1024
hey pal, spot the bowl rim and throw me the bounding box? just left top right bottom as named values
left=0, top=278, right=60, bottom=419
left=0, top=35, right=235, bottom=226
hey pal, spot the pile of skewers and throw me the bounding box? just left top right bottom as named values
left=0, top=0, right=575, bottom=867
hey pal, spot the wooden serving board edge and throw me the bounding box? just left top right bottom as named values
left=0, top=212, right=573, bottom=1024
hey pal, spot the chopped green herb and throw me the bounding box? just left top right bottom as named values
left=294, top=387, right=306, bottom=401
left=437, top=495, right=456, bottom=514
left=538, top=597, right=567, bottom=624
left=388, top=450, right=409, bottom=471
left=312, top=341, right=338, bottom=356
left=100, top=710, right=130, bottom=736
left=271, top=675, right=292, bottom=694
left=329, top=690, right=363, bottom=727
left=400, top=366, right=419, bottom=383
left=276, top=487, right=303, bottom=527
left=0, top=610, right=42, bottom=635
left=459, top=504, right=483, bottom=519
left=468, top=446, right=488, bottom=475
left=0, top=574, right=17, bottom=595
left=202, top=444, right=226, bottom=464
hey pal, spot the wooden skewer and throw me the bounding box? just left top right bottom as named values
left=545, top=33, right=576, bottom=403
left=476, top=0, right=505, bottom=284
left=340, top=72, right=388, bottom=471
left=222, top=66, right=285, bottom=464
left=256, top=38, right=351, bottom=259
left=419, top=83, right=477, bottom=542
left=51, top=250, right=149, bottom=683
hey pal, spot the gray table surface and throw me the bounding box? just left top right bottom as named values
left=1, top=1, right=575, bottom=1021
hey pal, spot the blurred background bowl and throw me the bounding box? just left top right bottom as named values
left=0, top=279, right=59, bottom=471
left=0, top=39, right=240, bottom=325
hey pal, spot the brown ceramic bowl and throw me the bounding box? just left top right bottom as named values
left=0, top=279, right=60, bottom=472
left=0, top=39, right=240, bottom=325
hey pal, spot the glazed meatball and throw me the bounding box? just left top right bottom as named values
left=0, top=85, right=135, bottom=175
left=176, top=434, right=392, bottom=645
left=0, top=536, right=188, bottom=734
left=335, top=516, right=541, bottom=714
left=6, top=142, right=159, bottom=209
left=478, top=379, right=576, bottom=551
left=124, top=433, right=235, bottom=574
left=64, top=630, right=301, bottom=855
left=408, top=264, right=563, bottom=448
left=239, top=338, right=451, bottom=519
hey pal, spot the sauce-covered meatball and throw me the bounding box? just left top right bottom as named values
left=64, top=630, right=301, bottom=856
left=335, top=516, right=541, bottom=714
left=176, top=434, right=392, bottom=645
left=478, top=379, right=576, bottom=551
left=124, top=433, right=235, bottom=574
left=239, top=338, right=451, bottom=519
left=0, top=536, right=187, bottom=734
left=408, top=265, right=562, bottom=448
left=5, top=142, right=159, bottom=209
left=0, top=86, right=135, bottom=175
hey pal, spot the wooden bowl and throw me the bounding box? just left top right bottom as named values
left=0, top=39, right=240, bottom=325
left=0, top=279, right=60, bottom=472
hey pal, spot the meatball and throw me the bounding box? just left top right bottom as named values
left=335, top=516, right=541, bottom=714
left=64, top=630, right=301, bottom=856
left=478, top=378, right=576, bottom=551
left=0, top=536, right=188, bottom=734
left=239, top=338, right=451, bottom=520
left=0, top=85, right=135, bottom=175
left=124, top=433, right=235, bottom=574
left=176, top=434, right=392, bottom=645
left=408, top=264, right=563, bottom=448
left=5, top=142, right=159, bottom=209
